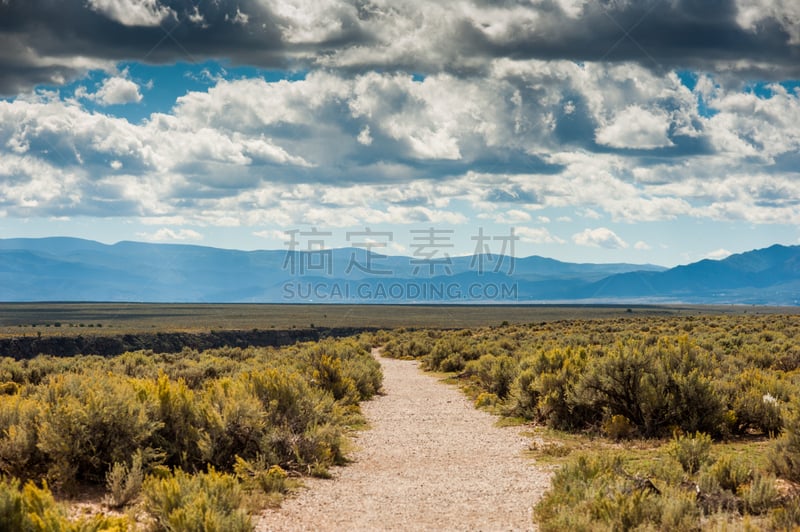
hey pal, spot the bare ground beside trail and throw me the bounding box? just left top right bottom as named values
left=256, top=349, right=552, bottom=532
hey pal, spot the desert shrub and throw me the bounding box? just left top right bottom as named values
left=134, top=373, right=207, bottom=472
left=658, top=485, right=701, bottom=530
left=243, top=369, right=346, bottom=470
left=0, top=382, right=18, bottom=395
left=719, top=368, right=786, bottom=435
left=770, top=401, right=800, bottom=482
left=668, top=432, right=713, bottom=475
left=739, top=472, right=780, bottom=515
left=534, top=454, right=677, bottom=531
left=234, top=457, right=292, bottom=495
left=199, top=378, right=266, bottom=470
left=246, top=369, right=325, bottom=433
left=704, top=454, right=752, bottom=493
left=0, top=478, right=66, bottom=531
left=507, top=347, right=590, bottom=429
left=580, top=340, right=723, bottom=437
left=771, top=496, right=800, bottom=530
left=424, top=335, right=478, bottom=372
left=602, top=415, right=637, bottom=440
left=0, top=395, right=44, bottom=480
left=506, top=365, right=540, bottom=420
left=105, top=450, right=145, bottom=509
left=308, top=352, right=359, bottom=404
left=35, top=371, right=161, bottom=487
left=534, top=453, right=617, bottom=526
left=464, top=354, right=517, bottom=399
left=474, top=392, right=499, bottom=409
left=0, top=477, right=131, bottom=531
left=143, top=467, right=251, bottom=532
left=382, top=332, right=435, bottom=359
left=332, top=340, right=383, bottom=400
left=0, top=335, right=383, bottom=529
left=110, top=350, right=160, bottom=379
left=293, top=339, right=384, bottom=402
left=591, top=488, right=662, bottom=531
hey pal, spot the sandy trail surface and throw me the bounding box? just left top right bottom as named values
left=256, top=350, right=551, bottom=531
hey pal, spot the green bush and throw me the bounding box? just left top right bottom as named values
left=143, top=467, right=251, bottom=532
left=534, top=454, right=684, bottom=531
left=602, top=415, right=637, bottom=440
left=234, top=457, right=292, bottom=495
left=382, top=331, right=435, bottom=359
left=770, top=401, right=800, bottom=482
left=0, top=395, right=44, bottom=480
left=578, top=339, right=723, bottom=437
left=507, top=347, right=589, bottom=430
left=36, top=372, right=161, bottom=487
left=474, top=392, right=499, bottom=409
left=200, top=378, right=266, bottom=470
left=425, top=335, right=473, bottom=372
left=105, top=450, right=144, bottom=509
left=141, top=373, right=207, bottom=471
left=721, top=369, right=785, bottom=435
left=302, top=339, right=382, bottom=401
left=668, top=432, right=713, bottom=475
left=739, top=472, right=779, bottom=515
left=704, top=454, right=752, bottom=493
left=0, top=336, right=382, bottom=527
left=464, top=354, right=516, bottom=399
left=771, top=496, right=800, bottom=530
left=0, top=477, right=131, bottom=531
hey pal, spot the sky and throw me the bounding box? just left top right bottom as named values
left=0, top=0, right=799, bottom=267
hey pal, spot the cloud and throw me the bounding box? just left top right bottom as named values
left=736, top=0, right=800, bottom=44
left=225, top=7, right=249, bottom=26
left=2, top=1, right=800, bottom=94
left=572, top=227, right=628, bottom=249
left=86, top=0, right=174, bottom=27
left=91, top=76, right=143, bottom=105
left=595, top=106, right=673, bottom=149
left=137, top=227, right=203, bottom=242
left=634, top=240, right=652, bottom=250
left=516, top=226, right=565, bottom=245
left=253, top=228, right=289, bottom=240
left=0, top=58, right=799, bottom=231
left=705, top=248, right=733, bottom=260
left=494, top=209, right=532, bottom=224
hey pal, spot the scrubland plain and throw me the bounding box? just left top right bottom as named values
left=1, top=305, right=799, bottom=530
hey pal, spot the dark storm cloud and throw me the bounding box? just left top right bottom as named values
left=0, top=0, right=329, bottom=93
left=479, top=0, right=799, bottom=77
left=1, top=0, right=798, bottom=94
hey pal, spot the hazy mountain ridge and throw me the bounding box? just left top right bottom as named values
left=0, top=238, right=797, bottom=305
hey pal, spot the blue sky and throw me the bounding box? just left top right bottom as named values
left=1, top=0, right=799, bottom=267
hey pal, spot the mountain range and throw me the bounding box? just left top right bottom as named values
left=0, top=237, right=798, bottom=305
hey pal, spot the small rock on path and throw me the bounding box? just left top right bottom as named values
left=256, top=349, right=551, bottom=531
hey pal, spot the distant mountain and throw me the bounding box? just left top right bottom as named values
left=0, top=238, right=797, bottom=305
left=580, top=244, right=800, bottom=305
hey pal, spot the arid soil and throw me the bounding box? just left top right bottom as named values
left=256, top=350, right=551, bottom=531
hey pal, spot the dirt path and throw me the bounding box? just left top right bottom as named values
left=256, top=350, right=551, bottom=531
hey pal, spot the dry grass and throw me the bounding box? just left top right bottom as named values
left=2, top=302, right=795, bottom=338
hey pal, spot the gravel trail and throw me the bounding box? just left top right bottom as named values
left=256, top=350, right=551, bottom=531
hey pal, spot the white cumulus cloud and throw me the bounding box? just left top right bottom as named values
left=595, top=106, right=673, bottom=150
left=705, top=248, right=733, bottom=260
left=92, top=76, right=143, bottom=105
left=572, top=227, right=628, bottom=249
left=86, top=0, right=173, bottom=27
left=516, top=226, right=565, bottom=244
left=137, top=228, right=204, bottom=242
